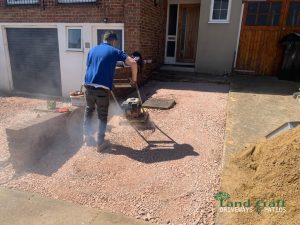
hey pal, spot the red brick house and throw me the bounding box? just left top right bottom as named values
left=0, top=0, right=167, bottom=96
left=2, top=0, right=299, bottom=96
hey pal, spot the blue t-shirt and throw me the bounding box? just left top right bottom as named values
left=84, top=43, right=128, bottom=90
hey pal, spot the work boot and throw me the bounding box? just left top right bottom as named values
left=97, top=141, right=109, bottom=153
left=83, top=135, right=94, bottom=146
left=97, top=135, right=109, bottom=152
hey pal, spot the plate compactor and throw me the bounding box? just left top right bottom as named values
left=110, top=81, right=154, bottom=131
left=121, top=97, right=149, bottom=122
left=110, top=79, right=178, bottom=149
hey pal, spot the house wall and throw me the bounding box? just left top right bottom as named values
left=0, top=23, right=125, bottom=96
left=0, top=0, right=124, bottom=23
left=57, top=23, right=90, bottom=96
left=140, top=0, right=167, bottom=81
left=0, top=0, right=166, bottom=96
left=195, top=0, right=243, bottom=75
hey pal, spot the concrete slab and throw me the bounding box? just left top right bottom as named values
left=222, top=75, right=300, bottom=166
left=152, top=70, right=229, bottom=84
left=160, top=65, right=195, bottom=72
left=0, top=188, right=149, bottom=225
left=142, top=98, right=176, bottom=109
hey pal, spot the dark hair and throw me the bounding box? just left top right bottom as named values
left=103, top=31, right=118, bottom=42
left=132, top=51, right=143, bottom=67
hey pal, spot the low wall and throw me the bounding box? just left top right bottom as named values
left=6, top=107, right=83, bottom=170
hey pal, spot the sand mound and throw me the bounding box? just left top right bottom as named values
left=220, top=126, right=300, bottom=225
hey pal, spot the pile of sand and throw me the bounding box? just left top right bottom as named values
left=220, top=126, right=300, bottom=225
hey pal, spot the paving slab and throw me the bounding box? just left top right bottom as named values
left=152, top=70, right=229, bottom=84
left=142, top=98, right=176, bottom=109
left=0, top=188, right=150, bottom=225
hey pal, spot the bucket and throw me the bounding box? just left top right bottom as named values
left=47, top=100, right=56, bottom=110
left=70, top=95, right=85, bottom=107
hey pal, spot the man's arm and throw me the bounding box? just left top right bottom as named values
left=125, top=57, right=138, bottom=84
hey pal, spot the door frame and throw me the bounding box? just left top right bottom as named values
left=233, top=3, right=244, bottom=69
left=164, top=0, right=201, bottom=65
left=2, top=26, right=13, bottom=91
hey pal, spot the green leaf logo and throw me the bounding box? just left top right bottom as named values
left=214, top=192, right=231, bottom=201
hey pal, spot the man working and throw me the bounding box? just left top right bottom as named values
left=83, top=31, right=137, bottom=152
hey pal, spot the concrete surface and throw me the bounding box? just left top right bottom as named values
left=0, top=188, right=150, bottom=225
left=216, top=75, right=300, bottom=225
left=223, top=75, right=300, bottom=165
left=152, top=70, right=228, bottom=85
left=160, top=65, right=195, bottom=73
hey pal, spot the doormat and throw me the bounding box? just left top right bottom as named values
left=142, top=98, right=176, bottom=110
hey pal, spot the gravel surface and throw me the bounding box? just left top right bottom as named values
left=0, top=96, right=46, bottom=182
left=0, top=82, right=229, bottom=225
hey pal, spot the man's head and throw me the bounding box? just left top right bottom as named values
left=103, top=31, right=118, bottom=47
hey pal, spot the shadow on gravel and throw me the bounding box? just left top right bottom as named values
left=27, top=135, right=84, bottom=176
left=103, top=143, right=199, bottom=163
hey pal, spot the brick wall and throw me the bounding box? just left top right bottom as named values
left=139, top=0, right=167, bottom=82
left=0, top=0, right=167, bottom=84
left=141, top=0, right=167, bottom=62
left=0, top=0, right=124, bottom=23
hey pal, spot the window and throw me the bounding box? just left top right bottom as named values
left=57, top=0, right=96, bottom=3
left=209, top=0, right=232, bottom=23
left=168, top=4, right=178, bottom=36
left=166, top=41, right=176, bottom=57
left=6, top=0, right=39, bottom=5
left=67, top=28, right=82, bottom=51
left=97, top=29, right=123, bottom=50
left=287, top=2, right=300, bottom=26
left=245, top=2, right=282, bottom=26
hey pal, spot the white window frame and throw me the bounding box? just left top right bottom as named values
left=164, top=3, right=180, bottom=64
left=92, top=24, right=125, bottom=51
left=6, top=0, right=39, bottom=5
left=209, top=0, right=232, bottom=24
left=66, top=27, right=83, bottom=52
left=58, top=0, right=96, bottom=3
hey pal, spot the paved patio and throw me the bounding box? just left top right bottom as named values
left=223, top=75, right=300, bottom=165
left=0, top=188, right=150, bottom=225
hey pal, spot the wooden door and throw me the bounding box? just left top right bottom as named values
left=236, top=0, right=300, bottom=75
left=176, top=4, right=200, bottom=63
